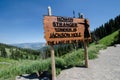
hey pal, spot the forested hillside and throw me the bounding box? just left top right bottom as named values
left=0, top=43, right=41, bottom=60
left=92, top=15, right=120, bottom=43
left=0, top=43, right=79, bottom=60
left=41, top=43, right=80, bottom=59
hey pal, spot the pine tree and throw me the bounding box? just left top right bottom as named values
left=1, top=48, right=7, bottom=58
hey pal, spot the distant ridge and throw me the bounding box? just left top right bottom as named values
left=12, top=42, right=46, bottom=50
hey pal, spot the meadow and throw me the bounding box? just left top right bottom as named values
left=0, top=43, right=105, bottom=80
left=0, top=30, right=119, bottom=80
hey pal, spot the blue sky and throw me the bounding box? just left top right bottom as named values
left=0, top=0, right=120, bottom=44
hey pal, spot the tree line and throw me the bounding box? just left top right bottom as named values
left=0, top=43, right=41, bottom=60
left=91, top=15, right=120, bottom=42
left=0, top=42, right=81, bottom=60
left=41, top=43, right=82, bottom=59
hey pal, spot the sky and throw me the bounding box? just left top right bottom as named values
left=0, top=0, right=120, bottom=44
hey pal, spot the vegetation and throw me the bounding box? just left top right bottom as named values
left=0, top=43, right=41, bottom=60
left=41, top=43, right=80, bottom=59
left=92, top=15, right=120, bottom=42
left=1, top=29, right=119, bottom=79
left=99, top=30, right=120, bottom=46
left=0, top=14, right=120, bottom=79
left=0, top=44, right=105, bottom=80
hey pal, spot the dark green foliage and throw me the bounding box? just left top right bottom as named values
left=0, top=43, right=105, bottom=79
left=118, top=30, right=120, bottom=42
left=54, top=43, right=82, bottom=57
left=56, top=68, right=61, bottom=75
left=92, top=15, right=120, bottom=43
left=0, top=43, right=41, bottom=60
left=8, top=42, right=82, bottom=60
left=42, top=46, right=51, bottom=59
left=63, top=50, right=84, bottom=67
left=54, top=44, right=74, bottom=56
left=55, top=58, right=66, bottom=69
left=111, top=30, right=120, bottom=45
left=99, top=30, right=119, bottom=46
left=41, top=43, right=79, bottom=59
left=0, top=47, right=7, bottom=58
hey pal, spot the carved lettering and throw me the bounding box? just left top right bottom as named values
left=57, top=17, right=73, bottom=22
left=53, top=22, right=77, bottom=27
left=50, top=33, right=81, bottom=38
left=55, top=28, right=77, bottom=32
left=44, top=16, right=91, bottom=45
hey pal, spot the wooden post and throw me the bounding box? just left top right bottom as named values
left=84, top=40, right=88, bottom=68
left=50, top=46, right=56, bottom=80
left=48, top=6, right=52, bottom=16
left=48, top=6, right=56, bottom=80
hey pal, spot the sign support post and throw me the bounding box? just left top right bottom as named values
left=48, top=6, right=56, bottom=80
left=50, top=46, right=56, bottom=80
left=44, top=7, right=91, bottom=79
left=84, top=40, right=88, bottom=68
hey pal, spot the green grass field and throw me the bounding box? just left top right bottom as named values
left=0, top=43, right=105, bottom=80
left=1, top=30, right=119, bottom=79
left=99, top=30, right=119, bottom=46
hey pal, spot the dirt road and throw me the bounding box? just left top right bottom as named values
left=57, top=45, right=120, bottom=80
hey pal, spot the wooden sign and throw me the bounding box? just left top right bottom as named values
left=43, top=16, right=91, bottom=45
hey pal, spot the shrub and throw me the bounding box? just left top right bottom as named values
left=55, top=58, right=66, bottom=69
left=64, top=51, right=84, bottom=68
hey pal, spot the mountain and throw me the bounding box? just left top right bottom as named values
left=0, top=42, right=41, bottom=60
left=12, top=42, right=46, bottom=50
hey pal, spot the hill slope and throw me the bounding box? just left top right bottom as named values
left=0, top=43, right=41, bottom=60
left=99, top=30, right=120, bottom=46
left=0, top=29, right=120, bottom=80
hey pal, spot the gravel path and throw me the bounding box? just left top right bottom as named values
left=57, top=45, right=120, bottom=80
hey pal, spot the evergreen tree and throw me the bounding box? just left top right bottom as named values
left=0, top=47, right=7, bottom=58
left=92, top=14, right=120, bottom=42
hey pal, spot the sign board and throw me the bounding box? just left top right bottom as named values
left=43, top=16, right=91, bottom=45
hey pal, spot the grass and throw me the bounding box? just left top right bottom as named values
left=99, top=30, right=119, bottom=46
left=0, top=43, right=106, bottom=80
left=1, top=29, right=120, bottom=79
left=0, top=58, right=51, bottom=80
